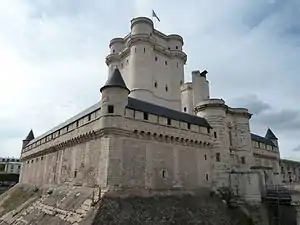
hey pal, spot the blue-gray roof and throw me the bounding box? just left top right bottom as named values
left=251, top=133, right=276, bottom=146
left=265, top=128, right=278, bottom=140
left=27, top=97, right=211, bottom=145
left=100, top=68, right=129, bottom=93
left=127, top=97, right=211, bottom=128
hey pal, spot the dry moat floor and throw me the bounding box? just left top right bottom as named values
left=0, top=184, right=253, bottom=225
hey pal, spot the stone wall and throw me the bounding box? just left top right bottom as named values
left=20, top=102, right=213, bottom=191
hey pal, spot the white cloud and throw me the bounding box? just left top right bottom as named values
left=0, top=0, right=299, bottom=159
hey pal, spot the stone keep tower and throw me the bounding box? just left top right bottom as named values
left=105, top=17, right=187, bottom=111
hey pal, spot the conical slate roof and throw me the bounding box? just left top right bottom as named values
left=25, top=129, right=35, bottom=141
left=100, top=68, right=129, bottom=93
left=265, top=128, right=277, bottom=140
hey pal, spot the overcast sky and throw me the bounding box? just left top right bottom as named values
left=0, top=0, right=299, bottom=160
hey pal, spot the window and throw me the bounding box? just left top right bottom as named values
left=214, top=132, right=217, bottom=138
left=229, top=130, right=233, bottom=146
left=76, top=120, right=79, bottom=127
left=176, top=45, right=179, bottom=49
left=143, top=47, right=145, bottom=52
left=127, top=59, right=129, bottom=63
left=187, top=123, right=191, bottom=129
left=74, top=170, right=77, bottom=178
left=180, top=80, right=183, bottom=85
left=177, top=62, right=179, bottom=67
left=88, top=114, right=91, bottom=121
left=154, top=81, right=157, bottom=88
left=121, top=63, right=123, bottom=68
left=143, top=112, right=148, bottom=120
left=216, top=153, right=221, bottom=162
left=241, top=157, right=246, bottom=164
left=135, top=48, right=136, bottom=53
left=18, top=165, right=21, bottom=169
left=108, top=105, right=114, bottom=113
left=167, top=118, right=171, bottom=125
left=168, top=47, right=170, bottom=50
left=165, top=85, right=168, bottom=92
left=204, top=155, right=207, bottom=160
left=113, top=49, right=115, bottom=53
left=207, top=128, right=210, bottom=133
left=41, top=156, right=44, bottom=161
left=205, top=174, right=209, bottom=181
left=165, top=60, right=168, bottom=65
left=155, top=56, right=158, bottom=61
left=162, top=170, right=167, bottom=178
left=184, top=107, right=187, bottom=112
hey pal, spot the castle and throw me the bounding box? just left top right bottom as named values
left=20, top=17, right=287, bottom=202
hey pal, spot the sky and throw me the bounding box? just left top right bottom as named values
left=0, top=0, right=300, bottom=160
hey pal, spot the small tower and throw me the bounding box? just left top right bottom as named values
left=22, top=130, right=34, bottom=149
left=100, top=68, right=130, bottom=119
left=192, top=70, right=210, bottom=106
left=265, top=128, right=278, bottom=147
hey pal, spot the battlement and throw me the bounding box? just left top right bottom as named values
left=22, top=96, right=213, bottom=160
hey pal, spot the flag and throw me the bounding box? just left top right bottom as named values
left=152, top=10, right=160, bottom=22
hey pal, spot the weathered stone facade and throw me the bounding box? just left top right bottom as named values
left=19, top=16, right=287, bottom=203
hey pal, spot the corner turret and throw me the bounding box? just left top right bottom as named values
left=265, top=128, right=278, bottom=146
left=100, top=68, right=130, bottom=118
left=22, top=129, right=34, bottom=149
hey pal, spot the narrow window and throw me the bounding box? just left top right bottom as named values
left=214, top=132, right=217, bottom=138
left=184, top=107, right=187, bottom=112
left=229, top=131, right=233, bottom=146
left=143, top=112, right=148, bottom=120
left=154, top=81, right=157, bottom=88
left=204, top=155, right=207, bottom=160
left=165, top=85, right=168, bottom=92
left=165, top=60, right=168, bottom=65
left=88, top=114, right=91, bottom=121
left=162, top=170, right=167, bottom=178
left=241, top=157, right=246, bottom=164
left=180, top=80, right=183, bottom=85
left=135, top=48, right=137, bottom=53
left=177, top=62, right=179, bottom=67
left=41, top=156, right=44, bottom=161
left=168, top=47, right=170, bottom=50
left=121, top=63, right=123, bottom=68
left=74, top=170, right=77, bottom=178
left=113, top=49, right=115, bottom=53
left=167, top=118, right=171, bottom=125
left=133, top=110, right=136, bottom=118
left=76, top=120, right=79, bottom=127
left=127, top=59, right=129, bottom=63
left=176, top=46, right=179, bottom=49
left=207, top=128, right=210, bottom=133
left=187, top=123, right=191, bottom=129
left=108, top=105, right=114, bottom=113
left=155, top=56, right=158, bottom=61
left=205, top=174, right=209, bottom=181
left=143, top=47, right=146, bottom=52
left=216, top=153, right=221, bottom=162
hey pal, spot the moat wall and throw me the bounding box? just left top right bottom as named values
left=0, top=184, right=256, bottom=225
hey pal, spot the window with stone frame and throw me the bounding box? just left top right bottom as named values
left=216, top=153, right=221, bottom=162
